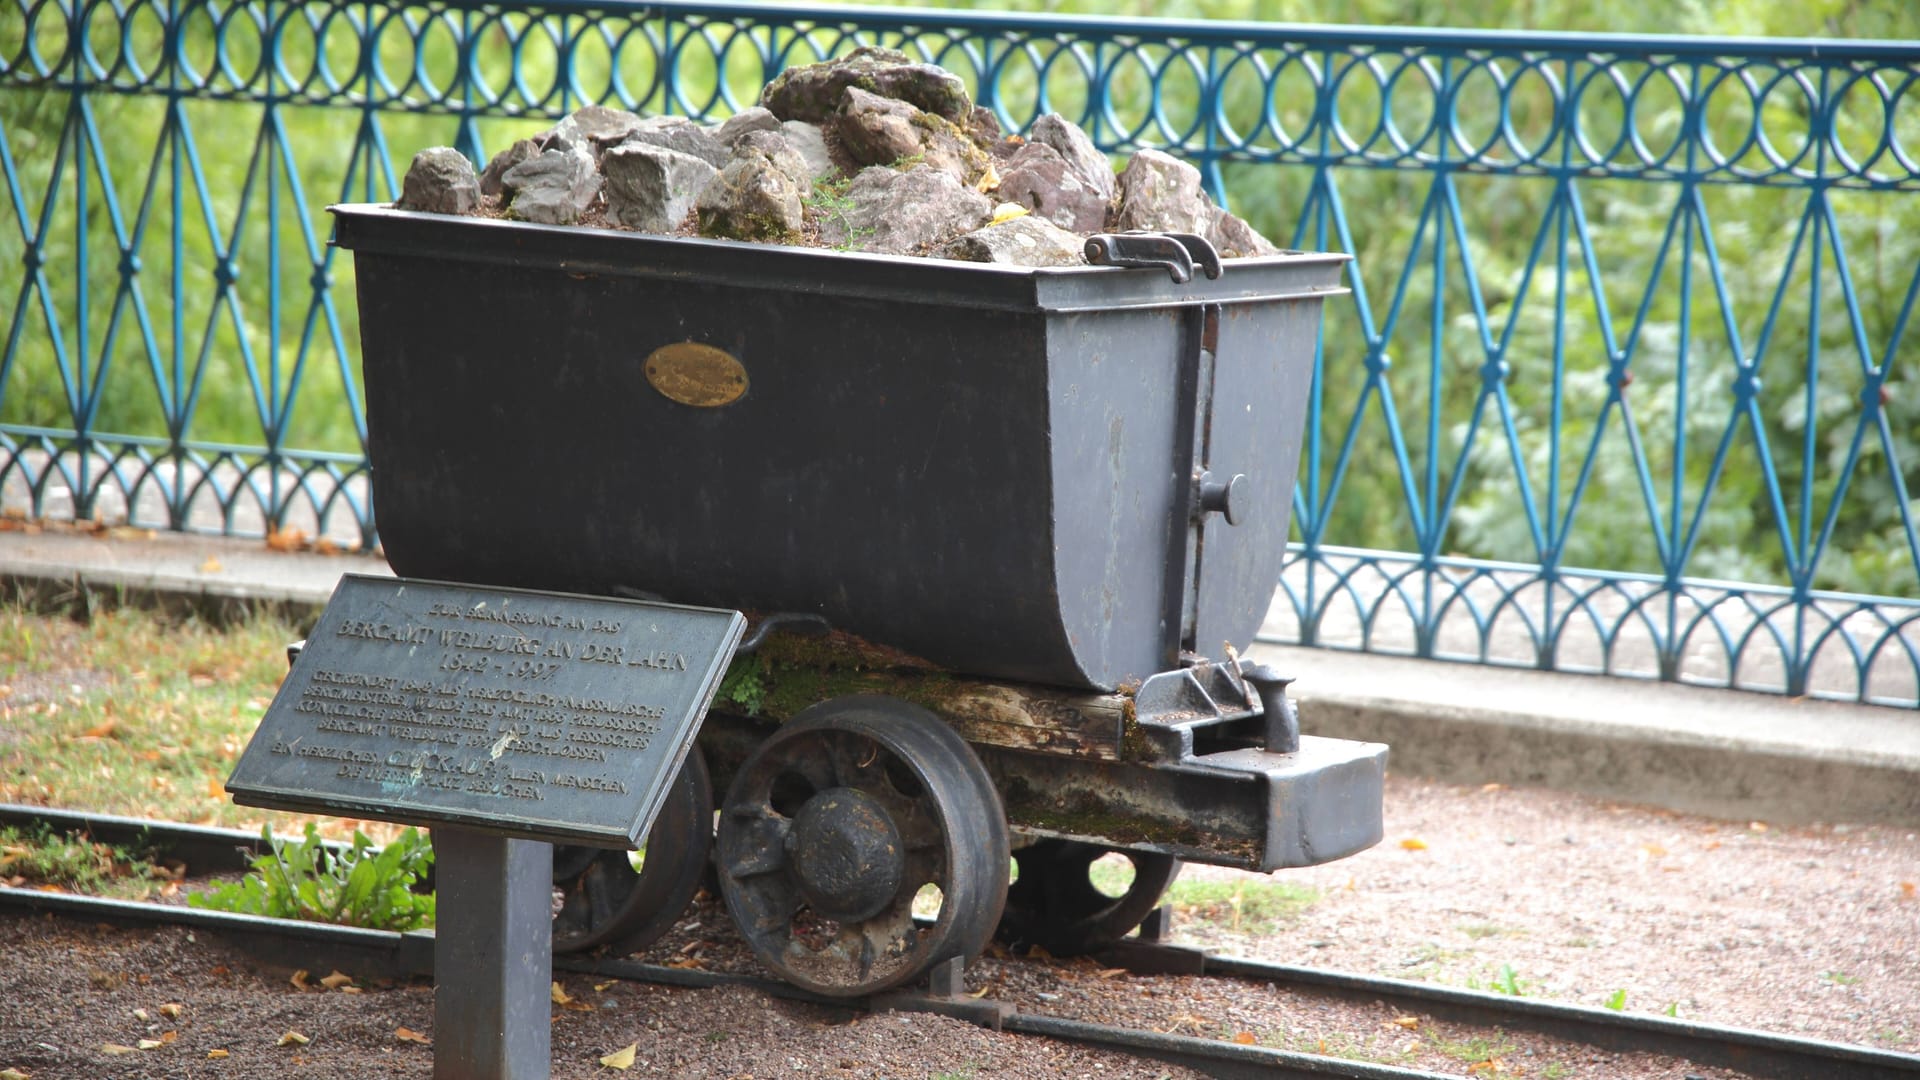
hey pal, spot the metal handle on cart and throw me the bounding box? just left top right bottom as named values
left=1084, top=232, right=1224, bottom=283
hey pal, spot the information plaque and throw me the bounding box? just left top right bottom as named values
left=227, top=575, right=746, bottom=847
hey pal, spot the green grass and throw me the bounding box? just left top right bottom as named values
left=0, top=603, right=384, bottom=842
left=1463, top=963, right=1528, bottom=996
left=1424, top=1028, right=1517, bottom=1066
left=0, top=822, right=166, bottom=899
left=1152, top=876, right=1322, bottom=933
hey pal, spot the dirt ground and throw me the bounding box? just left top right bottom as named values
left=1, top=774, right=1916, bottom=1079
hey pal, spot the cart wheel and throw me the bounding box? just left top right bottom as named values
left=997, top=839, right=1181, bottom=956
left=716, top=695, right=1009, bottom=997
left=551, top=748, right=713, bottom=956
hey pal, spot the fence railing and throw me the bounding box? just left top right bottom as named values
left=3, top=0, right=1917, bottom=702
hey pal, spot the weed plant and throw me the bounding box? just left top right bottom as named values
left=190, top=823, right=436, bottom=931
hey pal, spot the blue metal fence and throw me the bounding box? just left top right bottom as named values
left=3, top=0, right=1917, bottom=702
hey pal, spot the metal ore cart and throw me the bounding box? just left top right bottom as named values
left=330, top=205, right=1386, bottom=997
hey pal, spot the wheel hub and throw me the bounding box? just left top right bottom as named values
left=784, top=787, right=905, bottom=923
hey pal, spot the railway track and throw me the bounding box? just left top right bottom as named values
left=3, top=805, right=1917, bottom=1080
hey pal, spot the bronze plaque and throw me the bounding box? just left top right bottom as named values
left=643, top=341, right=748, bottom=407
left=226, top=575, right=745, bottom=847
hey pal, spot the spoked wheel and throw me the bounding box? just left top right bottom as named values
left=550, top=748, right=714, bottom=956
left=997, top=839, right=1181, bottom=956
left=716, top=695, right=1010, bottom=997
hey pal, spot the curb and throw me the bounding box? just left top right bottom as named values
left=1296, top=691, right=1920, bottom=828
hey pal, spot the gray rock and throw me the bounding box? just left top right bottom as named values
left=761, top=46, right=972, bottom=124
left=780, top=121, right=837, bottom=180
left=396, top=147, right=479, bottom=215
left=602, top=142, right=719, bottom=233
left=695, top=138, right=808, bottom=242
left=1113, top=149, right=1279, bottom=258
left=993, top=141, right=1110, bottom=233
left=1113, top=148, right=1211, bottom=234
left=965, top=106, right=1003, bottom=148
left=1026, top=113, right=1114, bottom=201
left=620, top=116, right=729, bottom=168
left=833, top=86, right=923, bottom=168
left=541, top=105, right=647, bottom=159
left=501, top=145, right=602, bottom=225
left=815, top=165, right=991, bottom=255
left=831, top=87, right=990, bottom=184
left=718, top=107, right=783, bottom=146
left=478, top=138, right=540, bottom=199
left=732, top=130, right=812, bottom=187
left=934, top=213, right=1087, bottom=268
left=1206, top=205, right=1281, bottom=258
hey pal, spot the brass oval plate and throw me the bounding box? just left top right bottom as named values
left=644, top=342, right=748, bottom=408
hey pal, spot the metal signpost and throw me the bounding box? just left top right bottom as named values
left=228, top=575, right=745, bottom=1079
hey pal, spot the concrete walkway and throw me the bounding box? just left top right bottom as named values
left=5, top=528, right=1917, bottom=828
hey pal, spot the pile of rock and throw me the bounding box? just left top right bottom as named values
left=396, top=47, right=1278, bottom=268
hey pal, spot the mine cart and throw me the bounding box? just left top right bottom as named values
left=329, top=205, right=1386, bottom=997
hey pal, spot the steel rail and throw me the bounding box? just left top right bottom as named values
left=0, top=802, right=345, bottom=875
left=1122, top=945, right=1920, bottom=1080
left=4, top=862, right=1915, bottom=1080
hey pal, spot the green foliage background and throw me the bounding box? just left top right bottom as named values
left=2, top=0, right=1916, bottom=595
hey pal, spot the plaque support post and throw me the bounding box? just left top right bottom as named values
left=432, top=827, right=553, bottom=1080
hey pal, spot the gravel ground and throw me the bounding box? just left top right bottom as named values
left=1, top=775, right=1916, bottom=1079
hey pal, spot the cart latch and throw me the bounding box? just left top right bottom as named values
left=1084, top=232, right=1224, bottom=284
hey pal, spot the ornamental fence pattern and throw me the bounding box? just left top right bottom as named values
left=3, top=0, right=1918, bottom=702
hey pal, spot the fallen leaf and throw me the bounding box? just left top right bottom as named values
left=593, top=981, right=615, bottom=992
left=276, top=1031, right=309, bottom=1047
left=1231, top=1032, right=1256, bottom=1044
left=1096, top=968, right=1128, bottom=979
left=290, top=970, right=311, bottom=991
left=599, top=1042, right=638, bottom=1070
left=1641, top=843, right=1667, bottom=858
left=1900, top=881, right=1915, bottom=899
left=395, top=1027, right=431, bottom=1045
left=1703, top=840, right=1722, bottom=851
left=0, top=1068, right=28, bottom=1079
left=265, top=526, right=308, bottom=552
left=1391, top=1016, right=1420, bottom=1030
left=665, top=958, right=705, bottom=970
left=132, top=1008, right=150, bottom=1022
left=319, top=971, right=354, bottom=990
left=1479, top=783, right=1507, bottom=793
left=1467, top=1058, right=1507, bottom=1074
left=988, top=203, right=1029, bottom=226
left=967, top=985, right=993, bottom=999
left=158, top=1032, right=177, bottom=1045
left=313, top=537, right=340, bottom=556
left=73, top=719, right=118, bottom=740
left=550, top=982, right=574, bottom=1006
left=1749, top=821, right=1769, bottom=832
left=101, top=1045, right=139, bottom=1056
left=340, top=986, right=363, bottom=994
left=199, top=556, right=222, bottom=574
left=136, top=1039, right=163, bottom=1051
left=207, top=1049, right=229, bottom=1059
left=1399, top=837, right=1429, bottom=851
